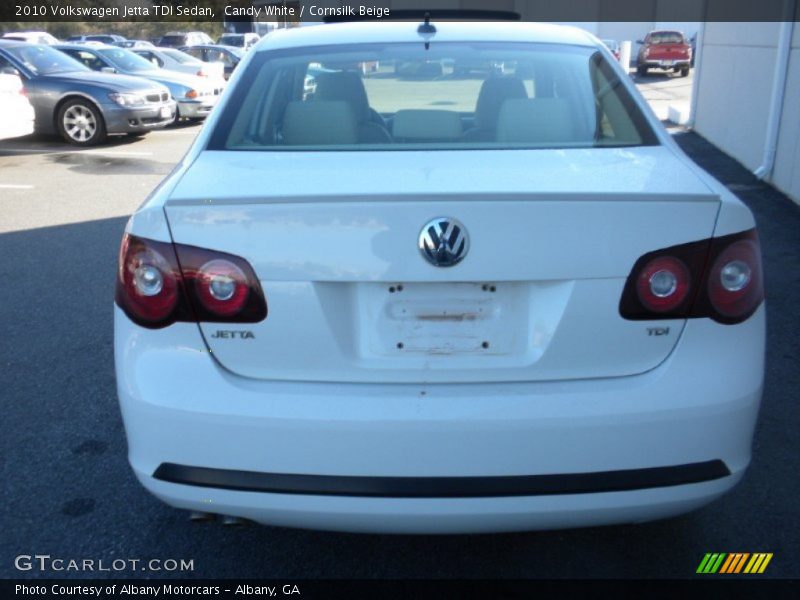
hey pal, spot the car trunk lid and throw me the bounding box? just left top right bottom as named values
left=165, top=146, right=718, bottom=383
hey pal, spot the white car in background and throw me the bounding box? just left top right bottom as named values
left=218, top=32, right=261, bottom=51
left=132, top=47, right=225, bottom=81
left=2, top=31, right=59, bottom=45
left=0, top=70, right=34, bottom=140
left=115, top=21, right=765, bottom=534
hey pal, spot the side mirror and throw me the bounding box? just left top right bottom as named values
left=636, top=39, right=644, bottom=45
left=100, top=66, right=116, bottom=74
left=0, top=66, right=21, bottom=76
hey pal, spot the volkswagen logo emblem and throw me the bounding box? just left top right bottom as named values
left=419, top=217, right=469, bottom=267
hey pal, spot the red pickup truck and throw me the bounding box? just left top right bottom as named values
left=637, top=30, right=692, bottom=77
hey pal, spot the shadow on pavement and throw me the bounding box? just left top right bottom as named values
left=0, top=132, right=147, bottom=156
left=631, top=72, right=688, bottom=84
left=45, top=151, right=172, bottom=177
left=0, top=121, right=197, bottom=156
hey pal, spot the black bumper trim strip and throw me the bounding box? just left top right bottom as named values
left=152, top=460, right=731, bottom=498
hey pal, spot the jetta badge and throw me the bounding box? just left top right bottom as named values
left=419, top=217, right=469, bottom=267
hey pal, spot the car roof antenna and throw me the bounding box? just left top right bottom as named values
left=417, top=12, right=436, bottom=50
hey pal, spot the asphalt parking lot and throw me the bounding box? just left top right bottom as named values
left=633, top=69, right=694, bottom=121
left=1, top=80, right=798, bottom=580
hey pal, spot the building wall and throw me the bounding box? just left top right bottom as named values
left=771, top=28, right=800, bottom=202
left=694, top=22, right=800, bottom=203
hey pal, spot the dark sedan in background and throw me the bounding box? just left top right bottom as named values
left=0, top=41, right=174, bottom=145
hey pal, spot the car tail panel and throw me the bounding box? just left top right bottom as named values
left=645, top=42, right=691, bottom=61
left=163, top=148, right=719, bottom=383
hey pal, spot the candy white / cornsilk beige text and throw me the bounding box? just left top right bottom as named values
left=225, top=5, right=391, bottom=18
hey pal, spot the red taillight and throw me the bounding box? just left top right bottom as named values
left=635, top=256, right=690, bottom=313
left=620, top=229, right=764, bottom=325
left=706, top=238, right=763, bottom=320
left=197, top=69, right=207, bottom=77
left=117, top=235, right=182, bottom=326
left=194, top=259, right=250, bottom=317
left=173, top=243, right=267, bottom=323
left=116, top=234, right=267, bottom=329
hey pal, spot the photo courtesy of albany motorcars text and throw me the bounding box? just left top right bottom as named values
left=114, top=18, right=765, bottom=534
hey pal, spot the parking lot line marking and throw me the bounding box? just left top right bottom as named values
left=0, top=148, right=153, bottom=157
left=0, top=184, right=34, bottom=189
left=151, top=130, right=200, bottom=135
left=83, top=150, right=154, bottom=157
left=0, top=148, right=61, bottom=154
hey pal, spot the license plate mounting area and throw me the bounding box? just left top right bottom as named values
left=358, top=282, right=530, bottom=358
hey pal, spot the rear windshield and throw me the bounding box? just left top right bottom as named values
left=648, top=32, right=685, bottom=44
left=209, top=42, right=658, bottom=151
left=98, top=47, right=156, bottom=72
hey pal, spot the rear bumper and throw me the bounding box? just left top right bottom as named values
left=102, top=100, right=176, bottom=133
left=641, top=60, right=690, bottom=69
left=0, top=113, right=34, bottom=140
left=152, top=460, right=731, bottom=498
left=143, top=468, right=743, bottom=534
left=176, top=97, right=217, bottom=119
left=115, top=305, right=764, bottom=533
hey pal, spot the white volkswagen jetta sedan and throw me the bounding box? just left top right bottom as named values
left=115, top=21, right=765, bottom=533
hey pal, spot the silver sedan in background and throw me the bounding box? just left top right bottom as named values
left=131, top=47, right=225, bottom=81
left=55, top=43, right=223, bottom=123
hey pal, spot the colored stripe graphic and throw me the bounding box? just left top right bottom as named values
left=744, top=553, right=773, bottom=574
left=758, top=554, right=773, bottom=573
left=720, top=553, right=749, bottom=573
left=719, top=554, right=735, bottom=573
left=733, top=553, right=750, bottom=573
left=710, top=553, right=726, bottom=573
left=696, top=553, right=713, bottom=573
left=697, top=553, right=727, bottom=573
left=699, top=553, right=773, bottom=574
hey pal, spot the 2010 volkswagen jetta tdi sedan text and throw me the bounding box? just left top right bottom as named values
left=114, top=21, right=765, bottom=533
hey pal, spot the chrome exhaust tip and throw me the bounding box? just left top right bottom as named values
left=220, top=515, right=248, bottom=527
left=188, top=511, right=215, bottom=522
